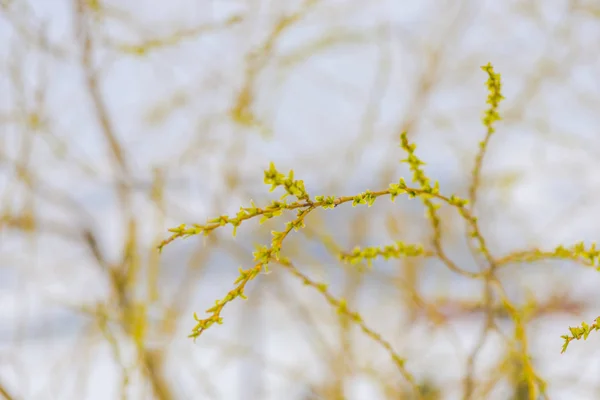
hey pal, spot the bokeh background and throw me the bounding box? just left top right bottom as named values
left=2, top=0, right=600, bottom=399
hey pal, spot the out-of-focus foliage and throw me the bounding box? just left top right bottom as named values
left=3, top=1, right=600, bottom=400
